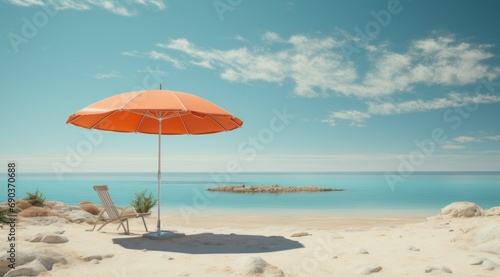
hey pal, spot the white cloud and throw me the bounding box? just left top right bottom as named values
left=262, top=32, right=285, bottom=44
left=148, top=51, right=183, bottom=69
left=484, top=135, right=500, bottom=141
left=91, top=70, right=121, bottom=79
left=155, top=34, right=499, bottom=98
left=441, top=144, right=465, bottom=150
left=121, top=50, right=142, bottom=58
left=5, top=0, right=44, bottom=7
left=137, top=68, right=167, bottom=75
left=4, top=0, right=166, bottom=16
left=322, top=110, right=370, bottom=127
left=328, top=92, right=500, bottom=127
left=453, top=136, right=476, bottom=143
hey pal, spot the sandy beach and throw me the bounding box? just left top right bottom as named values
left=1, top=202, right=499, bottom=276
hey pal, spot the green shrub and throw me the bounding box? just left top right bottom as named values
left=131, top=189, right=157, bottom=213
left=0, top=209, right=9, bottom=224
left=25, top=189, right=46, bottom=207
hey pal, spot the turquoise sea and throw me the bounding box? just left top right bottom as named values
left=4, top=172, right=500, bottom=218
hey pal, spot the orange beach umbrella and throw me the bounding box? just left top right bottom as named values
left=66, top=89, right=243, bottom=238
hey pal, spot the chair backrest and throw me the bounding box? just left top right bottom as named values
left=93, top=185, right=121, bottom=220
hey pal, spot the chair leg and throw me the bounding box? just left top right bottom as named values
left=141, top=216, right=148, bottom=232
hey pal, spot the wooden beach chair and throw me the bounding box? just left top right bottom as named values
left=92, top=185, right=149, bottom=235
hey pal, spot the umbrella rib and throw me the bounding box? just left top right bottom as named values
left=66, top=115, right=81, bottom=124
left=178, top=112, right=190, bottom=135
left=120, top=91, right=147, bottom=111
left=135, top=115, right=145, bottom=133
left=89, top=110, right=119, bottom=129
left=169, top=91, right=188, bottom=111
left=206, top=114, right=228, bottom=132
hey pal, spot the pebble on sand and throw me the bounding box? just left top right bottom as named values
left=290, top=232, right=310, bottom=237
left=356, top=248, right=369, bottom=254
left=354, top=264, right=382, bottom=275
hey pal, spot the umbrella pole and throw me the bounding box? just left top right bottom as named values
left=157, top=119, right=162, bottom=235
left=143, top=117, right=184, bottom=240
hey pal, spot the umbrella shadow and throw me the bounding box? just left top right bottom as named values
left=112, top=233, right=304, bottom=254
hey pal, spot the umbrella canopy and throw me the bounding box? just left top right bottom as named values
left=66, top=90, right=243, bottom=134
left=67, top=89, right=243, bottom=238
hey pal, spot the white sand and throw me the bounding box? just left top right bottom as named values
left=1, top=206, right=500, bottom=276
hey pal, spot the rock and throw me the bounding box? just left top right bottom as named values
left=439, top=266, right=453, bottom=273
left=407, top=245, right=420, bottom=251
left=0, top=251, right=66, bottom=276
left=356, top=248, right=369, bottom=254
left=25, top=216, right=71, bottom=225
left=4, top=259, right=48, bottom=277
left=424, top=265, right=452, bottom=273
left=27, top=233, right=45, bottom=242
left=290, top=232, right=310, bottom=237
left=81, top=253, right=114, bottom=261
left=355, top=264, right=382, bottom=275
left=58, top=205, right=82, bottom=213
left=486, top=206, right=500, bottom=216
left=468, top=257, right=484, bottom=265
left=233, top=256, right=284, bottom=277
left=41, top=234, right=69, bottom=244
left=66, top=210, right=96, bottom=223
left=482, top=259, right=497, bottom=270
left=438, top=202, right=485, bottom=218
left=90, top=259, right=100, bottom=264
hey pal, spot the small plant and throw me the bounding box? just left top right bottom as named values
left=1, top=209, right=10, bottom=224
left=131, top=189, right=157, bottom=214
left=24, top=189, right=46, bottom=207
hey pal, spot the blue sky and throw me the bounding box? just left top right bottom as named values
left=1, top=0, right=500, bottom=174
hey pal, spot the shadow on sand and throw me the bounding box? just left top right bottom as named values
left=112, top=233, right=304, bottom=254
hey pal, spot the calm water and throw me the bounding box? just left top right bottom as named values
left=3, top=172, right=500, bottom=217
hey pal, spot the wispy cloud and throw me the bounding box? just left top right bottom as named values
left=150, top=33, right=499, bottom=98
left=441, top=144, right=465, bottom=150
left=4, top=0, right=166, bottom=16
left=441, top=134, right=500, bottom=150
left=148, top=50, right=183, bottom=69
left=91, top=70, right=122, bottom=79
left=329, top=92, right=500, bottom=127
left=121, top=50, right=142, bottom=58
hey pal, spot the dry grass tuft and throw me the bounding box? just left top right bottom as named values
left=19, top=207, right=56, bottom=217
left=16, top=199, right=32, bottom=210
left=78, top=202, right=101, bottom=215
left=18, top=207, right=73, bottom=222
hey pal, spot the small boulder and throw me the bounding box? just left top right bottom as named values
left=290, top=232, right=310, bottom=237
left=41, top=234, right=69, bottom=244
left=81, top=253, right=114, bottom=261
left=438, top=202, right=485, bottom=218
left=4, top=259, right=48, bottom=277
left=356, top=247, right=369, bottom=254
left=26, top=216, right=71, bottom=225
left=482, top=259, right=497, bottom=270
left=407, top=245, right=420, bottom=251
left=354, top=264, right=382, bottom=275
